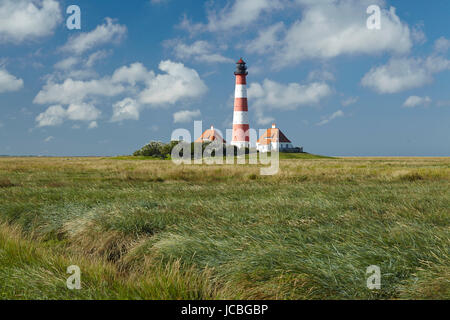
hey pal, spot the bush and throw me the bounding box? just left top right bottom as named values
left=133, top=140, right=254, bottom=159
left=133, top=141, right=179, bottom=159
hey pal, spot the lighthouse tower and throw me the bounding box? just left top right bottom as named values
left=231, top=58, right=249, bottom=149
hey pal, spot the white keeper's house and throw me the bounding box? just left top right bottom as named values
left=256, top=124, right=300, bottom=153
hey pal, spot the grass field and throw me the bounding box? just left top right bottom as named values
left=0, top=156, right=449, bottom=299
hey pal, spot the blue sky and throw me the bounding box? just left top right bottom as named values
left=0, top=0, right=449, bottom=156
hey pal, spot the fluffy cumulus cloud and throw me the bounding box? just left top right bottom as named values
left=361, top=55, right=450, bottom=94
left=248, top=80, right=332, bottom=110
left=111, top=62, right=154, bottom=85
left=112, top=98, right=141, bottom=122
left=61, top=18, right=127, bottom=55
left=0, top=69, right=24, bottom=93
left=139, top=60, right=207, bottom=105
left=173, top=109, right=201, bottom=123
left=249, top=0, right=412, bottom=67
left=168, top=40, right=233, bottom=64
left=36, top=105, right=66, bottom=127
left=361, top=58, right=430, bottom=94
left=361, top=34, right=450, bottom=94
left=35, top=60, right=207, bottom=125
left=317, top=110, right=344, bottom=126
left=248, top=79, right=332, bottom=125
left=34, top=78, right=124, bottom=105
left=0, top=0, right=62, bottom=43
left=66, top=103, right=101, bottom=121
left=36, top=103, right=101, bottom=127
left=403, top=96, right=432, bottom=108
left=180, top=0, right=414, bottom=69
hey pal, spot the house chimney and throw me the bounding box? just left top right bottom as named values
left=211, top=125, right=214, bottom=131
left=272, top=123, right=276, bottom=129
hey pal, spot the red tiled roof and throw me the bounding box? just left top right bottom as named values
left=257, top=128, right=291, bottom=145
left=195, top=128, right=226, bottom=143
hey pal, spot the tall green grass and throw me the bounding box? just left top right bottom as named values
left=0, top=157, right=449, bottom=299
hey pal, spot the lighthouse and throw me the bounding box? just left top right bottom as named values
left=231, top=58, right=249, bottom=149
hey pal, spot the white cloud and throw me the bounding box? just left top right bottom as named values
left=112, top=98, right=141, bottom=122
left=403, top=96, right=432, bottom=108
left=139, top=60, right=207, bottom=106
left=342, top=96, right=359, bottom=106
left=44, top=136, right=54, bottom=142
left=111, top=62, right=153, bottom=85
left=434, top=37, right=450, bottom=53
left=88, top=121, right=98, bottom=129
left=424, top=55, right=450, bottom=73
left=36, top=103, right=101, bottom=127
left=86, top=50, right=111, bottom=68
left=272, top=0, right=412, bottom=67
left=169, top=40, right=233, bottom=64
left=34, top=78, right=125, bottom=105
left=0, top=68, right=24, bottom=93
left=317, top=110, right=344, bottom=126
left=173, top=109, right=201, bottom=123
left=0, top=0, right=62, bottom=43
left=411, top=23, right=427, bottom=45
left=361, top=58, right=430, bottom=94
left=51, top=56, right=98, bottom=80
left=211, top=0, right=284, bottom=31
left=36, top=61, right=205, bottom=108
left=66, top=103, right=101, bottom=121
left=54, top=57, right=79, bottom=70
left=254, top=113, right=275, bottom=126
left=248, top=79, right=332, bottom=125
left=35, top=60, right=207, bottom=125
left=61, top=18, right=127, bottom=55
left=35, top=105, right=66, bottom=127
left=248, top=79, right=332, bottom=110
left=361, top=55, right=450, bottom=94
left=245, top=22, right=285, bottom=54
left=180, top=0, right=284, bottom=34
left=181, top=0, right=413, bottom=69
left=53, top=51, right=111, bottom=81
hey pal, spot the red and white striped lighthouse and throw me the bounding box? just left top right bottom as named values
left=231, top=58, right=249, bottom=149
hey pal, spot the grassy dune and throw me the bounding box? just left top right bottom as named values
left=0, top=156, right=449, bottom=299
